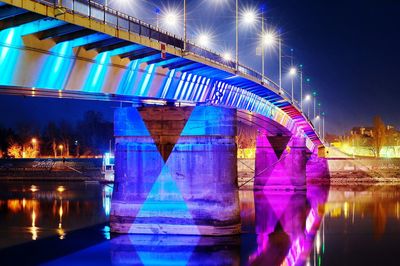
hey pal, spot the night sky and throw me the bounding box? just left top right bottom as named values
left=1, top=0, right=400, bottom=135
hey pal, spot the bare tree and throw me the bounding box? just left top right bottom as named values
left=236, top=122, right=257, bottom=149
left=373, top=116, right=386, bottom=158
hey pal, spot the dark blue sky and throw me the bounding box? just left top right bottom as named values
left=1, top=0, right=399, bottom=135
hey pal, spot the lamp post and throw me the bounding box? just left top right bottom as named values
left=315, top=115, right=321, bottom=137
left=299, top=64, right=303, bottom=111
left=183, top=0, right=187, bottom=51
left=318, top=102, right=322, bottom=135
left=279, top=36, right=282, bottom=92
left=304, top=94, right=311, bottom=119
left=261, top=30, right=282, bottom=93
left=289, top=67, right=297, bottom=103
left=235, top=0, right=238, bottom=71
left=322, top=112, right=325, bottom=142
left=261, top=9, right=265, bottom=81
left=313, top=91, right=317, bottom=119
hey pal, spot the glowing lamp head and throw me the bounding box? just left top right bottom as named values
left=242, top=10, right=257, bottom=25
left=31, top=138, right=37, bottom=144
left=222, top=52, right=232, bottom=61
left=163, top=10, right=180, bottom=28
left=305, top=94, right=311, bottom=101
left=59, top=145, right=63, bottom=150
left=289, top=67, right=297, bottom=76
left=197, top=33, right=211, bottom=48
left=262, top=32, right=276, bottom=47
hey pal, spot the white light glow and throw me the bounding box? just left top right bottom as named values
left=289, top=67, right=297, bottom=76
left=305, top=94, right=311, bottom=101
left=242, top=9, right=257, bottom=25
left=197, top=33, right=212, bottom=48
left=262, top=32, right=277, bottom=47
left=162, top=9, right=180, bottom=29
left=222, top=52, right=233, bottom=61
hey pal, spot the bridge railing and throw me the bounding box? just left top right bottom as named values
left=31, top=0, right=302, bottom=114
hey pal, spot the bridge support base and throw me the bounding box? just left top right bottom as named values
left=254, top=135, right=309, bottom=190
left=110, top=106, right=241, bottom=236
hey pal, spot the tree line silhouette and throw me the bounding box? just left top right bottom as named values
left=0, top=111, right=113, bottom=158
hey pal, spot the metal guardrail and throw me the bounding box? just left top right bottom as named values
left=32, top=0, right=290, bottom=96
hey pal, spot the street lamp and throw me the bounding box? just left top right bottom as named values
left=313, top=91, right=317, bottom=119
left=260, top=29, right=283, bottom=93
left=289, top=67, right=297, bottom=103
left=161, top=9, right=180, bottom=30
left=197, top=33, right=212, bottom=48
left=304, top=94, right=311, bottom=118
left=59, top=145, right=64, bottom=157
left=183, top=0, right=187, bottom=51
left=242, top=9, right=257, bottom=25
left=222, top=51, right=233, bottom=61
left=322, top=112, right=326, bottom=142
left=299, top=64, right=303, bottom=111
left=318, top=102, right=322, bottom=135
left=314, top=115, right=321, bottom=136
left=236, top=6, right=258, bottom=70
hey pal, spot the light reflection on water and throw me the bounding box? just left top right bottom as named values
left=1, top=182, right=400, bottom=265
left=0, top=182, right=111, bottom=249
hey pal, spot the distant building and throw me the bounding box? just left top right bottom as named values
left=348, top=125, right=400, bottom=146
left=351, top=127, right=374, bottom=137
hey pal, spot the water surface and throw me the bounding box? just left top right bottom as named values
left=0, top=181, right=399, bottom=265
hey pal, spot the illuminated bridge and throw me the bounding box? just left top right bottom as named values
left=0, top=0, right=326, bottom=236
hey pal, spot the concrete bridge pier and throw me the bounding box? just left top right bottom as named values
left=110, top=106, right=241, bottom=236
left=254, top=134, right=309, bottom=190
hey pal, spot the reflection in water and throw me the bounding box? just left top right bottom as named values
left=0, top=182, right=110, bottom=250
left=110, top=235, right=240, bottom=266
left=4, top=178, right=400, bottom=265
left=31, top=209, right=38, bottom=240
left=103, top=185, right=113, bottom=217
left=242, top=183, right=329, bottom=266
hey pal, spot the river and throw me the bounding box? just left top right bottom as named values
left=0, top=181, right=399, bottom=265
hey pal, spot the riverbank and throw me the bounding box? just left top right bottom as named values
left=0, top=158, right=104, bottom=182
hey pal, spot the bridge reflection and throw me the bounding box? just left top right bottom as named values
left=0, top=161, right=331, bottom=265
left=110, top=235, right=240, bottom=266
left=108, top=183, right=330, bottom=266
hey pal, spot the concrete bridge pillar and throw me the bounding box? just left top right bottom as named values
left=110, top=106, right=241, bottom=236
left=254, top=134, right=309, bottom=190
